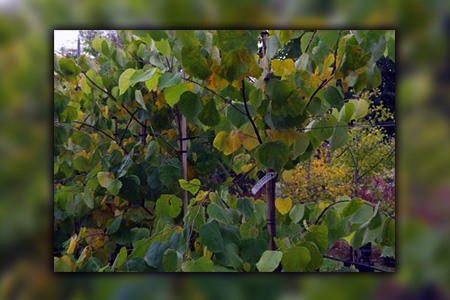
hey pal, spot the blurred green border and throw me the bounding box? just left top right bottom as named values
left=1, top=1, right=449, bottom=299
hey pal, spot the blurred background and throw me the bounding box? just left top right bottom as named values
left=1, top=0, right=450, bottom=298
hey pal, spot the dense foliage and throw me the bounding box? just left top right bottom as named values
left=54, top=30, right=395, bottom=272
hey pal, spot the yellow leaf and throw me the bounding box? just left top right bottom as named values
left=323, top=53, right=335, bottom=69
left=213, top=131, right=228, bottom=152
left=60, top=255, right=74, bottom=272
left=241, top=163, right=254, bottom=173
left=156, top=92, right=166, bottom=110
left=224, top=130, right=242, bottom=155
left=76, top=246, right=91, bottom=266
left=310, top=73, right=321, bottom=88
left=203, top=246, right=213, bottom=258
left=266, top=129, right=297, bottom=146
left=242, top=134, right=259, bottom=151
left=194, top=238, right=202, bottom=252
left=271, top=59, right=295, bottom=77
left=275, top=197, right=292, bottom=215
left=101, top=105, right=109, bottom=118
left=195, top=190, right=208, bottom=202
left=174, top=226, right=183, bottom=233
left=281, top=170, right=295, bottom=183
left=67, top=234, right=78, bottom=255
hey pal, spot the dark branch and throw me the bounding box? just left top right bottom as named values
left=73, top=120, right=129, bottom=154
left=185, top=78, right=247, bottom=116
left=241, top=80, right=263, bottom=144
left=323, top=255, right=390, bottom=272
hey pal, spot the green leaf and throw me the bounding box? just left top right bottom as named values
left=181, top=45, right=211, bottom=79
left=323, top=86, right=344, bottom=110
left=181, top=256, right=215, bottom=272
left=156, top=194, right=183, bottom=218
left=305, top=224, right=329, bottom=253
left=330, top=122, right=349, bottom=151
left=206, top=203, right=231, bottom=224
left=293, top=132, right=309, bottom=159
left=54, top=256, right=72, bottom=272
left=281, top=246, right=311, bottom=272
left=118, top=68, right=136, bottom=95
left=71, top=131, right=92, bottom=149
left=97, top=172, right=114, bottom=188
left=216, top=30, right=250, bottom=52
left=158, top=159, right=182, bottom=189
left=317, top=30, right=339, bottom=49
left=175, top=30, right=198, bottom=48
left=118, top=175, right=141, bottom=204
left=112, top=246, right=128, bottom=269
left=154, top=39, right=171, bottom=58
left=240, top=238, right=266, bottom=265
left=163, top=249, right=183, bottom=272
left=59, top=57, right=81, bottom=79
left=83, top=188, right=94, bottom=209
left=301, top=241, right=324, bottom=271
left=342, top=198, right=364, bottom=217
left=179, top=178, right=201, bottom=195
left=339, top=102, right=356, bottom=123
left=215, top=243, right=243, bottom=269
left=130, top=68, right=157, bottom=86
left=107, top=179, right=122, bottom=196
left=144, top=241, right=168, bottom=269
left=256, top=141, right=290, bottom=171
left=178, top=92, right=203, bottom=123
left=164, top=83, right=189, bottom=107
left=349, top=99, right=369, bottom=119
left=265, top=79, right=293, bottom=115
left=256, top=250, right=282, bottom=272
left=73, top=156, right=90, bottom=172
left=218, top=49, right=250, bottom=82
left=145, top=140, right=161, bottom=166
left=106, top=215, right=122, bottom=234
left=158, top=73, right=182, bottom=90
left=135, top=89, right=147, bottom=111
left=199, top=220, right=224, bottom=253
left=239, top=223, right=259, bottom=239
left=289, top=204, right=305, bottom=223
left=198, top=99, right=220, bottom=127
left=382, top=218, right=395, bottom=246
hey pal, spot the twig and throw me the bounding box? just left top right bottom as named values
left=359, top=147, right=395, bottom=179
left=119, top=109, right=138, bottom=145
left=304, top=30, right=317, bottom=53
left=184, top=78, right=246, bottom=116
left=241, top=80, right=263, bottom=144
left=82, top=71, right=146, bottom=128
left=73, top=120, right=129, bottom=154
left=323, top=255, right=389, bottom=272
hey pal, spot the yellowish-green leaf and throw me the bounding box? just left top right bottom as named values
left=275, top=197, right=292, bottom=215
left=67, top=234, right=77, bottom=255
left=281, top=170, right=295, bottom=183
left=179, top=178, right=201, bottom=195
left=119, top=68, right=136, bottom=95
left=97, top=172, right=114, bottom=188
left=164, top=83, right=189, bottom=107
left=271, top=59, right=295, bottom=77
left=135, top=90, right=147, bottom=111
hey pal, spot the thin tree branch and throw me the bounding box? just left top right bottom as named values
left=119, top=109, right=138, bottom=146
left=359, top=147, right=395, bottom=179
left=322, top=255, right=390, bottom=272
left=241, top=80, right=263, bottom=145
left=304, top=30, right=317, bottom=53
left=82, top=71, right=146, bottom=127
left=73, top=120, right=129, bottom=154
left=185, top=78, right=247, bottom=116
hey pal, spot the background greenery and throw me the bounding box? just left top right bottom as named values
left=0, top=0, right=449, bottom=298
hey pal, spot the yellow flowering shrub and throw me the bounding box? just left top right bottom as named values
left=280, top=146, right=352, bottom=203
